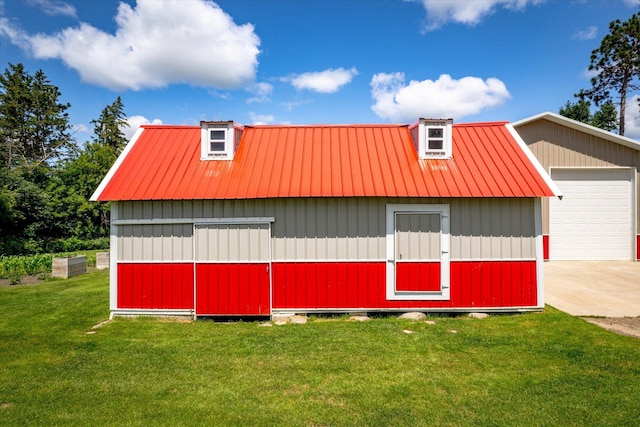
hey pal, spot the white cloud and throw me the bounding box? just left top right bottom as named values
left=280, top=99, right=313, bottom=112
left=573, top=26, right=597, bottom=41
left=0, top=17, right=32, bottom=51
left=249, top=111, right=275, bottom=125
left=286, top=67, right=358, bottom=93
left=124, top=115, right=163, bottom=139
left=26, top=0, right=77, bottom=17
left=624, top=95, right=640, bottom=140
left=246, top=82, right=273, bottom=104
left=415, top=0, right=545, bottom=31
left=12, top=0, right=260, bottom=91
left=370, top=72, right=511, bottom=122
left=623, top=0, right=640, bottom=7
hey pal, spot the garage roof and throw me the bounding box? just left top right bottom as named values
left=512, top=111, right=640, bottom=152
left=91, top=121, right=558, bottom=201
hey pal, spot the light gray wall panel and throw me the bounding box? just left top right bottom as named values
left=395, top=213, right=440, bottom=260
left=117, top=223, right=193, bottom=261
left=195, top=223, right=270, bottom=262
left=117, top=197, right=537, bottom=261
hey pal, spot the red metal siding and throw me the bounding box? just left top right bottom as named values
left=272, top=261, right=537, bottom=310
left=195, top=263, right=270, bottom=316
left=395, top=262, right=441, bottom=291
left=543, top=235, right=549, bottom=261
left=117, top=263, right=193, bottom=309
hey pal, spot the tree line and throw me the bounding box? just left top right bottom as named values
left=560, top=10, right=640, bottom=135
left=0, top=63, right=127, bottom=255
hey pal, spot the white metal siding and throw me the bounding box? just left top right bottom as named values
left=550, top=168, right=633, bottom=260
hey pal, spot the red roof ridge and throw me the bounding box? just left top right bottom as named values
left=245, top=123, right=408, bottom=129
left=454, top=121, right=509, bottom=127
left=141, top=124, right=199, bottom=129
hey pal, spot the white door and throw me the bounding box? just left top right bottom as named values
left=386, top=204, right=450, bottom=301
left=550, top=168, right=633, bottom=260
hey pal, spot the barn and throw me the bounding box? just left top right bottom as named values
left=91, top=118, right=559, bottom=318
left=513, top=112, right=640, bottom=261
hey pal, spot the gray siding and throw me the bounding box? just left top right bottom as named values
left=117, top=223, right=193, bottom=261
left=395, top=213, right=441, bottom=261
left=115, top=197, right=537, bottom=262
left=517, top=120, right=640, bottom=234
left=195, top=223, right=270, bottom=262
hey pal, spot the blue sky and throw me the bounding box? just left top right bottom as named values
left=1, top=0, right=640, bottom=143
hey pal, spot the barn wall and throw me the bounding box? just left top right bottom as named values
left=112, top=197, right=541, bottom=313
left=116, top=197, right=537, bottom=261
left=517, top=120, right=640, bottom=235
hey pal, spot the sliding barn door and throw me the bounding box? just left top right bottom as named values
left=195, top=222, right=271, bottom=316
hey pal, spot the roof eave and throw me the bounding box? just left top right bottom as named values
left=505, top=123, right=563, bottom=199
left=90, top=127, right=145, bottom=202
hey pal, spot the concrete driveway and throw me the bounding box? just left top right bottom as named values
left=544, top=261, right=640, bottom=317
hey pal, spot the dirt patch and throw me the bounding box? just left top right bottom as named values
left=582, top=317, right=640, bottom=339
left=0, top=275, right=44, bottom=288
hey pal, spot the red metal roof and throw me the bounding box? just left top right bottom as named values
left=92, top=122, right=557, bottom=201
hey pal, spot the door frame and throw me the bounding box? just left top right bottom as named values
left=385, top=204, right=450, bottom=301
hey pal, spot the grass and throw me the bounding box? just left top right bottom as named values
left=1, top=271, right=639, bottom=426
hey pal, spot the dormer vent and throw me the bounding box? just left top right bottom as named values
left=418, top=118, right=453, bottom=159
left=200, top=121, right=242, bottom=161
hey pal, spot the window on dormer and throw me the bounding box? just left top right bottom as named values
left=419, top=119, right=452, bottom=159
left=427, top=127, right=444, bottom=151
left=209, top=129, right=226, bottom=152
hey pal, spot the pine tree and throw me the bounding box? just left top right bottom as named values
left=0, top=63, right=73, bottom=169
left=578, top=11, right=640, bottom=136
left=559, top=99, right=618, bottom=132
left=90, top=96, right=128, bottom=154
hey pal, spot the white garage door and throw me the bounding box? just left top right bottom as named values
left=550, top=168, right=633, bottom=260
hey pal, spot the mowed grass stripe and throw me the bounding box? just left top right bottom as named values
left=1, top=270, right=639, bottom=426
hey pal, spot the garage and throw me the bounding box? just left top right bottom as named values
left=512, top=111, right=640, bottom=261
left=550, top=168, right=633, bottom=260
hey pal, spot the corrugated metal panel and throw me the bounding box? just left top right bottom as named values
left=395, top=262, right=441, bottom=292
left=195, top=263, right=270, bottom=315
left=271, top=260, right=537, bottom=310
left=195, top=223, right=270, bottom=262
left=395, top=213, right=440, bottom=260
left=117, top=263, right=194, bottom=309
left=117, top=224, right=193, bottom=261
left=116, top=197, right=537, bottom=261
left=95, top=122, right=556, bottom=201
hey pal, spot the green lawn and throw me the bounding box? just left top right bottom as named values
left=1, top=271, right=639, bottom=426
